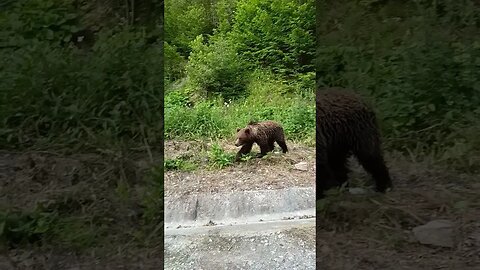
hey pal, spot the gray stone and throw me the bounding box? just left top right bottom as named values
left=294, top=162, right=308, bottom=171
left=412, top=219, right=455, bottom=248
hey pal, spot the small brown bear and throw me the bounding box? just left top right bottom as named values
left=234, top=120, right=288, bottom=161
left=316, top=87, right=392, bottom=199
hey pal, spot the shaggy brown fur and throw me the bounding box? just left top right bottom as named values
left=316, top=87, right=392, bottom=198
left=235, top=120, right=288, bottom=161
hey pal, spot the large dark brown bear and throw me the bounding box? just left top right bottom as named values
left=234, top=120, right=288, bottom=161
left=316, top=87, right=392, bottom=199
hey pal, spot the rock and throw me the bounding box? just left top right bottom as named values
left=205, top=220, right=216, bottom=226
left=294, top=162, right=308, bottom=171
left=412, top=219, right=455, bottom=248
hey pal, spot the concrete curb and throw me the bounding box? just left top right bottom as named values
left=165, top=186, right=315, bottom=228
left=165, top=217, right=315, bottom=236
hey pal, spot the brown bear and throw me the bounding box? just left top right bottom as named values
left=316, top=87, right=392, bottom=199
left=235, top=120, right=288, bottom=161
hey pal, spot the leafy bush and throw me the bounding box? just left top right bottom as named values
left=0, top=0, right=82, bottom=47
left=165, top=97, right=229, bottom=139
left=281, top=103, right=315, bottom=140
left=186, top=35, right=251, bottom=100
left=164, top=42, right=186, bottom=83
left=231, top=0, right=315, bottom=75
left=0, top=29, right=163, bottom=149
left=164, top=0, right=213, bottom=56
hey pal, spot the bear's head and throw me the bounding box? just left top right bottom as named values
left=235, top=127, right=252, bottom=146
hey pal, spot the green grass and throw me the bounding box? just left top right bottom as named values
left=0, top=208, right=100, bottom=250
left=164, top=157, right=198, bottom=171
left=0, top=29, right=163, bottom=151
left=207, top=143, right=236, bottom=169
left=165, top=70, right=316, bottom=146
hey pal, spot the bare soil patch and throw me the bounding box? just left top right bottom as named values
left=0, top=150, right=163, bottom=270
left=317, top=153, right=480, bottom=269
left=164, top=140, right=316, bottom=197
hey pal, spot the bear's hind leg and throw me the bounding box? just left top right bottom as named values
left=316, top=163, right=339, bottom=199
left=329, top=152, right=350, bottom=187
left=275, top=131, right=288, bottom=153
left=354, top=149, right=392, bottom=193
left=316, top=146, right=341, bottom=199
left=276, top=140, right=288, bottom=153
left=268, top=139, right=275, bottom=152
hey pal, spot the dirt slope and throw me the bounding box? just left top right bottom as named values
left=1, top=141, right=479, bottom=269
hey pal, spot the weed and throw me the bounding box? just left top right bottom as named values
left=140, top=164, right=164, bottom=225
left=0, top=206, right=101, bottom=250
left=208, top=143, right=235, bottom=169
left=240, top=153, right=255, bottom=162
left=115, top=179, right=131, bottom=202
left=0, top=209, right=57, bottom=247
left=164, top=157, right=197, bottom=171
left=50, top=216, right=100, bottom=250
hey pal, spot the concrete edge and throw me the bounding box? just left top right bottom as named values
left=165, top=186, right=315, bottom=225
left=165, top=216, right=316, bottom=236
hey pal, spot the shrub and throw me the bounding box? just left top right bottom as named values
left=231, top=0, right=315, bottom=75
left=0, top=0, right=82, bottom=47
left=186, top=35, right=251, bottom=100
left=208, top=143, right=235, bottom=169
left=0, top=29, right=163, bottom=149
left=164, top=42, right=186, bottom=83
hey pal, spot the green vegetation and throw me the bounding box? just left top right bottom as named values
left=207, top=143, right=236, bottom=169
left=0, top=0, right=163, bottom=150
left=0, top=0, right=163, bottom=257
left=0, top=208, right=100, bottom=250
left=164, top=0, right=316, bottom=150
left=165, top=70, right=315, bottom=143
left=317, top=0, right=480, bottom=173
left=164, top=156, right=198, bottom=171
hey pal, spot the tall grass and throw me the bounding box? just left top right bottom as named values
left=0, top=29, right=163, bottom=150
left=165, top=70, right=315, bottom=145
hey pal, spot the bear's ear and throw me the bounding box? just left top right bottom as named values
left=236, top=128, right=240, bottom=132
left=244, top=128, right=250, bottom=134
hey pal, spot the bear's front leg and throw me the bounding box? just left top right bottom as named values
left=256, top=142, right=269, bottom=158
left=235, top=143, right=253, bottom=162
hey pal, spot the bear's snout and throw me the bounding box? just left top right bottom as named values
left=235, top=139, right=242, bottom=147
